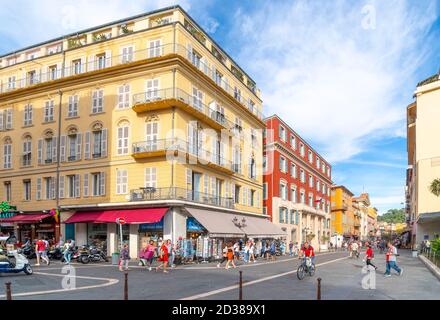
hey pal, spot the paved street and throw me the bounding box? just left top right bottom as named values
left=0, top=250, right=439, bottom=300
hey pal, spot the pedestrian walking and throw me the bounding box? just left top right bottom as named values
left=139, top=244, right=149, bottom=267
left=156, top=240, right=169, bottom=273
left=289, top=241, right=294, bottom=256
left=233, top=241, right=241, bottom=261
left=35, top=237, right=50, bottom=266
left=144, top=240, right=157, bottom=271
left=384, top=242, right=403, bottom=277
left=225, top=242, right=236, bottom=269
left=365, top=243, right=377, bottom=270
left=244, top=241, right=250, bottom=263
left=167, top=239, right=176, bottom=268
left=62, top=239, right=73, bottom=264
left=217, top=244, right=228, bottom=268
left=249, top=240, right=256, bottom=263
left=270, top=241, right=276, bottom=261
left=119, top=244, right=130, bottom=271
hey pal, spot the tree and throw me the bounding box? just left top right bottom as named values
left=430, top=178, right=440, bottom=197
left=377, top=208, right=405, bottom=223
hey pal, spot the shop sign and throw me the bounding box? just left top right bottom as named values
left=139, top=219, right=163, bottom=232
left=187, top=217, right=206, bottom=232
left=0, top=211, right=15, bottom=219
left=0, top=201, right=17, bottom=213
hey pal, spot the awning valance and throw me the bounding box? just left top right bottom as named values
left=185, top=208, right=245, bottom=238
left=0, top=213, right=52, bottom=223
left=237, top=215, right=286, bottom=238
left=64, top=207, right=169, bottom=224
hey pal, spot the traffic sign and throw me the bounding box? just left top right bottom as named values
left=116, top=217, right=126, bottom=225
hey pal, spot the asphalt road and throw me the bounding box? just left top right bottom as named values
left=0, top=250, right=438, bottom=300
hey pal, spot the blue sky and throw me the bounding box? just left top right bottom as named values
left=1, top=0, right=439, bottom=215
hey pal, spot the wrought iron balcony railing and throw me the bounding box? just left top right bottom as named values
left=132, top=138, right=233, bottom=172
left=1, top=42, right=264, bottom=120
left=130, top=186, right=234, bottom=209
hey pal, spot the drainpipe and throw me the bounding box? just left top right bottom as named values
left=55, top=40, right=66, bottom=240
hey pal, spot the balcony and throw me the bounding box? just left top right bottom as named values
left=132, top=138, right=183, bottom=159
left=132, top=138, right=234, bottom=174
left=132, top=87, right=234, bottom=130
left=130, top=187, right=234, bottom=209
left=0, top=42, right=263, bottom=121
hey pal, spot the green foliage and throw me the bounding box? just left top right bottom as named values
left=377, top=208, right=405, bottom=223
left=430, top=179, right=440, bottom=197
left=432, top=238, right=440, bottom=255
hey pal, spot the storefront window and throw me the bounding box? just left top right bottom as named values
left=87, top=223, right=107, bottom=249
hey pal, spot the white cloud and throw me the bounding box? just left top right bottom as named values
left=231, top=0, right=438, bottom=163
left=203, top=17, right=220, bottom=34
left=0, top=0, right=192, bottom=51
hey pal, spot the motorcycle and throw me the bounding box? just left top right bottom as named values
left=48, top=245, right=63, bottom=260
left=0, top=249, right=33, bottom=275
left=80, top=245, right=108, bottom=264
left=21, top=244, right=36, bottom=259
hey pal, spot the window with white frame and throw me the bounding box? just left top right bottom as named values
left=91, top=172, right=105, bottom=196
left=309, top=175, right=313, bottom=188
left=22, top=136, right=32, bottom=166
left=291, top=186, right=297, bottom=203
left=24, top=104, right=32, bottom=126
left=308, top=194, right=313, bottom=207
left=291, top=163, right=297, bottom=178
left=279, top=156, right=287, bottom=173
left=308, top=150, right=313, bottom=163
left=44, top=100, right=54, bottom=122
left=192, top=87, right=204, bottom=110
left=67, top=175, right=79, bottom=198
left=148, top=39, right=162, bottom=58
left=49, top=65, right=57, bottom=80
left=145, top=79, right=160, bottom=100
left=72, top=59, right=82, bottom=75
left=145, top=167, right=157, bottom=188
left=7, top=76, right=16, bottom=90
left=117, top=84, right=130, bottom=109
left=96, top=54, right=106, bottom=70
left=3, top=140, right=12, bottom=169
left=279, top=181, right=287, bottom=200
left=327, top=166, right=331, bottom=177
left=23, top=180, right=31, bottom=201
left=300, top=169, right=305, bottom=183
left=45, top=138, right=53, bottom=162
left=68, top=134, right=77, bottom=161
left=44, top=177, right=55, bottom=200
left=317, top=157, right=321, bottom=169
left=290, top=134, right=296, bottom=149
left=92, top=130, right=103, bottom=158
left=116, top=169, right=128, bottom=194
left=300, top=143, right=305, bottom=157
left=68, top=95, right=79, bottom=117
left=92, top=89, right=104, bottom=113
left=121, top=46, right=134, bottom=63
left=279, top=125, right=286, bottom=141
left=117, top=124, right=129, bottom=155
left=300, top=190, right=305, bottom=203
left=4, top=181, right=11, bottom=201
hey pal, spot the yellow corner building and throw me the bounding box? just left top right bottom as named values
left=0, top=6, right=284, bottom=258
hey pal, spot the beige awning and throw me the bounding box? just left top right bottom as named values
left=239, top=215, right=286, bottom=238
left=185, top=207, right=245, bottom=238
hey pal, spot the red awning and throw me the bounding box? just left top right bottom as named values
left=0, top=213, right=52, bottom=223
left=64, top=207, right=169, bottom=224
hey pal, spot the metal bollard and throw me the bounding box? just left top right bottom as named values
left=5, top=282, right=12, bottom=300
left=239, top=270, right=243, bottom=300
left=317, top=278, right=322, bottom=300
left=124, top=272, right=128, bottom=300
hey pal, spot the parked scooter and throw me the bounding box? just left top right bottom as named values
left=48, top=245, right=63, bottom=260
left=0, top=248, right=33, bottom=275
left=80, top=245, right=108, bottom=264
left=21, top=244, right=36, bottom=259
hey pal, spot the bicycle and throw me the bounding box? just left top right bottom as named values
left=297, top=256, right=315, bottom=280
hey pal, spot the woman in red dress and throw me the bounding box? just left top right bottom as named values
left=156, top=240, right=169, bottom=273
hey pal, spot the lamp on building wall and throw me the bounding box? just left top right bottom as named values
left=232, top=216, right=246, bottom=228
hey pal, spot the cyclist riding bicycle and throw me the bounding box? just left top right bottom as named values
left=299, top=241, right=315, bottom=265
